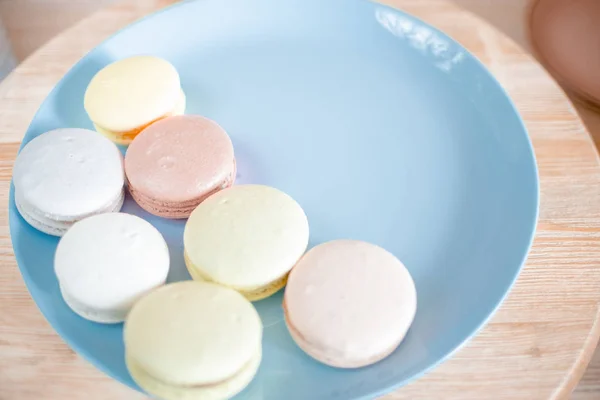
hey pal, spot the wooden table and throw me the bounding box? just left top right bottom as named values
left=2, top=0, right=600, bottom=399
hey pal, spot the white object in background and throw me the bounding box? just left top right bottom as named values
left=0, top=18, right=16, bottom=80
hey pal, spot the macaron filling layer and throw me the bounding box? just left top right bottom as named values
left=16, top=189, right=124, bottom=236
left=126, top=350, right=261, bottom=400
left=127, top=159, right=236, bottom=219
left=283, top=301, right=401, bottom=368
left=93, top=89, right=186, bottom=145
left=184, top=249, right=288, bottom=301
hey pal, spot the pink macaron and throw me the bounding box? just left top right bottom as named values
left=124, top=115, right=236, bottom=218
left=283, top=240, right=417, bottom=368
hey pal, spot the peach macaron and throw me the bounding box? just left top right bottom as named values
left=284, top=240, right=417, bottom=368
left=124, top=115, right=236, bottom=218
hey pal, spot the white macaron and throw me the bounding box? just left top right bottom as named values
left=54, top=212, right=170, bottom=323
left=12, top=128, right=125, bottom=236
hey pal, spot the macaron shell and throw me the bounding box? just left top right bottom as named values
left=283, top=309, right=400, bottom=369
left=84, top=56, right=182, bottom=133
left=55, top=213, right=170, bottom=322
left=15, top=189, right=124, bottom=237
left=12, top=128, right=124, bottom=220
left=125, top=115, right=235, bottom=206
left=126, top=349, right=261, bottom=400
left=59, top=283, right=127, bottom=324
left=284, top=240, right=417, bottom=368
left=233, top=275, right=288, bottom=302
left=184, top=249, right=287, bottom=301
left=129, top=160, right=236, bottom=219
left=124, top=281, right=262, bottom=387
left=93, top=89, right=186, bottom=145
left=183, top=185, right=309, bottom=291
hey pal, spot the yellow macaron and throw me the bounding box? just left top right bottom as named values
left=183, top=184, right=309, bottom=301
left=124, top=281, right=262, bottom=400
left=84, top=55, right=186, bottom=145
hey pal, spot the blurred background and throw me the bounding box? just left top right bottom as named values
left=0, top=0, right=528, bottom=81
left=0, top=0, right=117, bottom=80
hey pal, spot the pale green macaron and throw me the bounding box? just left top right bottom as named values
left=184, top=184, right=309, bottom=301
left=124, top=281, right=263, bottom=400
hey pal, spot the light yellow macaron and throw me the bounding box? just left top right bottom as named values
left=124, top=281, right=262, bottom=400
left=184, top=184, right=309, bottom=301
left=84, top=55, right=186, bottom=145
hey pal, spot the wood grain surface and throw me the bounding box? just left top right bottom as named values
left=2, top=1, right=600, bottom=399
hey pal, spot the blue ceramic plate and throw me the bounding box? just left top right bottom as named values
left=9, top=0, right=539, bottom=398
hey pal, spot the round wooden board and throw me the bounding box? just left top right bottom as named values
left=2, top=1, right=600, bottom=399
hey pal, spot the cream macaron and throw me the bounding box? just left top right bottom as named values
left=184, top=184, right=309, bottom=301
left=284, top=240, right=417, bottom=368
left=55, top=213, right=170, bottom=323
left=12, top=128, right=125, bottom=236
left=84, top=55, right=186, bottom=145
left=124, top=281, right=262, bottom=400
